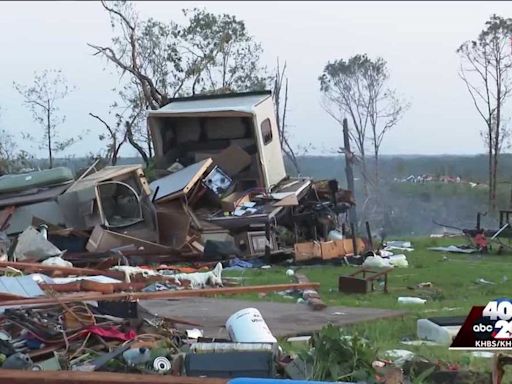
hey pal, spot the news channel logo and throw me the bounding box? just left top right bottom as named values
left=450, top=298, right=512, bottom=350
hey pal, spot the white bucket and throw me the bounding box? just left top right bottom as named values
left=225, top=308, right=277, bottom=343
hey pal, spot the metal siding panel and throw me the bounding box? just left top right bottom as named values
left=0, top=277, right=26, bottom=296
left=0, top=276, right=44, bottom=298
left=18, top=275, right=44, bottom=297
left=254, top=100, right=287, bottom=189
left=149, top=94, right=269, bottom=115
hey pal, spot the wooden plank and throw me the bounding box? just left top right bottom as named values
left=0, top=261, right=125, bottom=280
left=0, top=282, right=321, bottom=308
left=0, top=205, right=15, bottom=231
left=320, top=241, right=340, bottom=260
left=0, top=369, right=228, bottom=384
left=334, top=238, right=366, bottom=256
left=155, top=200, right=192, bottom=249
left=39, top=282, right=146, bottom=293
left=211, top=145, right=251, bottom=177
left=294, top=242, right=321, bottom=261
left=66, top=165, right=143, bottom=193
left=273, top=194, right=299, bottom=207
left=86, top=226, right=173, bottom=253
left=295, top=273, right=327, bottom=311
left=150, top=159, right=213, bottom=203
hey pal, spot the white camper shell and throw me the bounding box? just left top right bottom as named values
left=147, top=91, right=287, bottom=191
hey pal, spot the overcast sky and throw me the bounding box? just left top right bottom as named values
left=1, top=1, right=512, bottom=158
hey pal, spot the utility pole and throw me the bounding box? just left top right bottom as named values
left=343, top=118, right=358, bottom=228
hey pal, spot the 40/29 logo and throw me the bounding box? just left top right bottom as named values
left=477, top=298, right=512, bottom=340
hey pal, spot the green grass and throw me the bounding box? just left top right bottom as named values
left=223, top=236, right=512, bottom=373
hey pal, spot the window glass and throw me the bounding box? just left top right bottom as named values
left=261, top=118, right=273, bottom=145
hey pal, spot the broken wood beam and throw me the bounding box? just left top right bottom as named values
left=39, top=281, right=147, bottom=293
left=0, top=261, right=125, bottom=280
left=294, top=273, right=327, bottom=310
left=64, top=249, right=203, bottom=260
left=0, top=282, right=321, bottom=308
left=0, top=369, right=228, bottom=384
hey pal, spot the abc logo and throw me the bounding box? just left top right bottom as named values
left=473, top=323, right=494, bottom=332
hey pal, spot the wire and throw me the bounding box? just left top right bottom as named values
left=122, top=333, right=166, bottom=346
left=69, top=332, right=91, bottom=360
left=233, top=187, right=268, bottom=208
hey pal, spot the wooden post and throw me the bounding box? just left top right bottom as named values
left=365, top=221, right=373, bottom=250
left=350, top=222, right=358, bottom=256
left=343, top=118, right=357, bottom=228
left=265, top=221, right=271, bottom=259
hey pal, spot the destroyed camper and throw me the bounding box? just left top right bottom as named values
left=148, top=90, right=287, bottom=189
left=0, top=91, right=358, bottom=265
left=147, top=91, right=357, bottom=259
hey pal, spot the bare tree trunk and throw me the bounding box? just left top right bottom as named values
left=488, top=124, right=493, bottom=209
left=374, top=151, right=379, bottom=191
left=492, top=151, right=498, bottom=211
left=126, top=122, right=149, bottom=165
left=47, top=101, right=53, bottom=169
left=343, top=118, right=357, bottom=227
left=273, top=59, right=299, bottom=174
left=360, top=149, right=368, bottom=197
left=146, top=126, right=153, bottom=159
left=111, top=135, right=118, bottom=165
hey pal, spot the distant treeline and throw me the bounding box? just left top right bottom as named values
left=39, top=153, right=512, bottom=185
left=287, top=154, right=512, bottom=186
left=35, top=154, right=512, bottom=236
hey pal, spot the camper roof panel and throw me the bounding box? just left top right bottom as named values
left=148, top=94, right=270, bottom=116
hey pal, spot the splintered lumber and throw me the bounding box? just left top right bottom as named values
left=39, top=281, right=147, bottom=294
left=0, top=369, right=228, bottom=384
left=0, top=261, right=125, bottom=280
left=0, top=282, right=320, bottom=308
left=295, top=273, right=327, bottom=310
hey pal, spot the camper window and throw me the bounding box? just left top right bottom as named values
left=261, top=118, right=273, bottom=145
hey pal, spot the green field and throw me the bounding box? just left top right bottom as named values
left=224, top=236, right=512, bottom=374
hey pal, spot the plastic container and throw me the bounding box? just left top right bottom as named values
left=327, top=230, right=344, bottom=241
left=228, top=379, right=354, bottom=384
left=398, top=297, right=426, bottom=304
left=226, top=308, right=277, bottom=343
left=389, top=254, right=408, bottom=268
left=363, top=255, right=391, bottom=268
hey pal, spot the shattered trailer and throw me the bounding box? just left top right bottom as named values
left=0, top=91, right=378, bottom=382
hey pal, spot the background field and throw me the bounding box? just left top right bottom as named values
left=224, top=235, right=512, bottom=373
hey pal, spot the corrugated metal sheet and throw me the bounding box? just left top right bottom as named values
left=148, top=94, right=270, bottom=116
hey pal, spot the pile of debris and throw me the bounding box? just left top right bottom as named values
left=0, top=91, right=368, bottom=381
left=0, top=91, right=358, bottom=268
left=0, top=272, right=318, bottom=380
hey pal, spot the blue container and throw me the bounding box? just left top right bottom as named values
left=228, top=379, right=355, bottom=384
